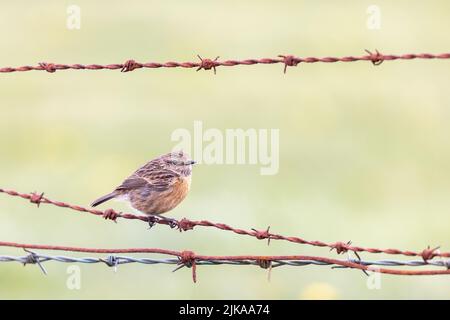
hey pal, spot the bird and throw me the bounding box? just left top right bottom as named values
left=91, top=150, right=195, bottom=227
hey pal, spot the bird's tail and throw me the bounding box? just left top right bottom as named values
left=91, top=192, right=117, bottom=207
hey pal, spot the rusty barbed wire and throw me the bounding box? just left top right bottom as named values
left=0, top=187, right=448, bottom=262
left=1, top=242, right=450, bottom=282
left=1, top=51, right=449, bottom=74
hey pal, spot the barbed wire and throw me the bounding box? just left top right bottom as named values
left=1, top=242, right=449, bottom=282
left=0, top=187, right=448, bottom=262
left=4, top=253, right=448, bottom=269
left=1, top=51, right=449, bottom=74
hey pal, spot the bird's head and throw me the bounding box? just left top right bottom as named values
left=162, top=150, right=196, bottom=176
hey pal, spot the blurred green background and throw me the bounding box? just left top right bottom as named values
left=1, top=1, right=450, bottom=299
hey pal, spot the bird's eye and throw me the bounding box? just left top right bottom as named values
left=166, top=159, right=184, bottom=166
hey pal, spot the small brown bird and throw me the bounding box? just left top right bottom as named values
left=91, top=151, right=195, bottom=226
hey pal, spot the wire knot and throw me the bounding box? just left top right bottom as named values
left=39, top=62, right=57, bottom=73
left=251, top=226, right=271, bottom=245
left=196, top=55, right=219, bottom=74
left=278, top=55, right=300, bottom=73
left=365, top=49, right=384, bottom=66
left=257, top=258, right=272, bottom=269
left=29, top=192, right=44, bottom=207
left=121, top=59, right=140, bottom=72
left=177, top=218, right=195, bottom=232
left=101, top=255, right=119, bottom=271
left=23, top=249, right=47, bottom=275
left=102, top=208, right=119, bottom=222
left=421, top=245, right=440, bottom=262
left=330, top=241, right=350, bottom=254
left=180, top=250, right=196, bottom=267
left=174, top=250, right=197, bottom=283
left=257, top=258, right=273, bottom=281
left=24, top=251, right=38, bottom=265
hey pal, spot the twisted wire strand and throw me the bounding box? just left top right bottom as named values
left=1, top=51, right=449, bottom=74
left=2, top=253, right=448, bottom=268
left=0, top=188, right=447, bottom=261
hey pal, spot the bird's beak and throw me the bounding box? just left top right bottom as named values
left=190, top=160, right=196, bottom=165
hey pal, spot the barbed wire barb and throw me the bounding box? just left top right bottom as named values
left=23, top=248, right=47, bottom=275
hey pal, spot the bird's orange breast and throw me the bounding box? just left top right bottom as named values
left=134, top=176, right=190, bottom=215
left=170, top=176, right=190, bottom=202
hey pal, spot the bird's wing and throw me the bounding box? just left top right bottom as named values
left=117, top=168, right=181, bottom=193
left=141, top=167, right=181, bottom=191
left=115, top=175, right=148, bottom=191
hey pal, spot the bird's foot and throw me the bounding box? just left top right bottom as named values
left=147, top=215, right=178, bottom=229
left=160, top=216, right=178, bottom=229
left=147, top=215, right=160, bottom=229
